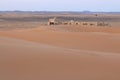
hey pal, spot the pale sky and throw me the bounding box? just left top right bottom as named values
left=0, top=0, right=119, bottom=11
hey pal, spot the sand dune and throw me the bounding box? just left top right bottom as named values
left=0, top=26, right=120, bottom=53
left=0, top=26, right=120, bottom=80
left=0, top=37, right=120, bottom=80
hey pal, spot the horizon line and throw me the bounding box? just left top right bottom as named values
left=0, top=10, right=120, bottom=13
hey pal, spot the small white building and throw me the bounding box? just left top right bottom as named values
left=48, top=17, right=57, bottom=25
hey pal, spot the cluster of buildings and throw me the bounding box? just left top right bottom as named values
left=48, top=17, right=109, bottom=26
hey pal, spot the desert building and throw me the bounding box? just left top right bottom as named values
left=97, top=22, right=109, bottom=26
left=81, top=22, right=98, bottom=26
left=48, top=17, right=57, bottom=25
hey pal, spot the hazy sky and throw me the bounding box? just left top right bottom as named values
left=0, top=0, right=119, bottom=11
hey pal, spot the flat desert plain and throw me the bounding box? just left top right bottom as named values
left=0, top=12, right=120, bottom=80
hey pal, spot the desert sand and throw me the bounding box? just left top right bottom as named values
left=0, top=25, right=120, bottom=80
left=0, top=12, right=120, bottom=80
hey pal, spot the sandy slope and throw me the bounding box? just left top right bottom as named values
left=0, top=26, right=120, bottom=53
left=0, top=26, right=120, bottom=80
left=0, top=37, right=120, bottom=80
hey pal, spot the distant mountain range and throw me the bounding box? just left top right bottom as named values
left=0, top=11, right=120, bottom=14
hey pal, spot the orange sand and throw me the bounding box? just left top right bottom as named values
left=0, top=26, right=120, bottom=80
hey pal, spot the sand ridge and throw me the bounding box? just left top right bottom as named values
left=0, top=26, right=120, bottom=80
left=0, top=26, right=120, bottom=53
